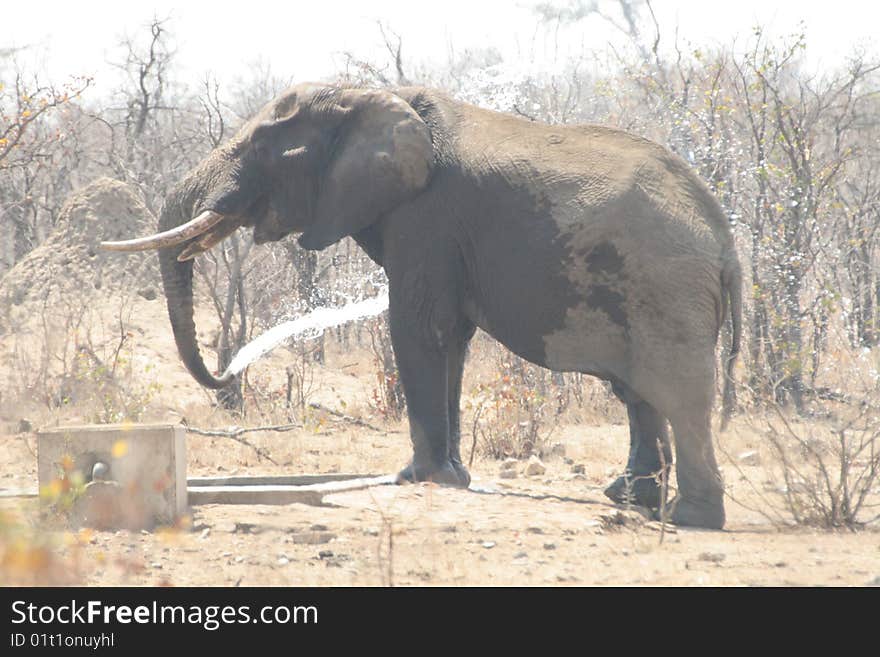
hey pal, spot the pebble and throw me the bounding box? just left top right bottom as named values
left=482, top=541, right=496, bottom=549
left=571, top=463, right=586, bottom=474
left=738, top=450, right=761, bottom=466
left=525, top=456, right=546, bottom=477
left=288, top=531, right=336, bottom=545
left=549, top=443, right=566, bottom=458
left=499, top=459, right=519, bottom=478
left=543, top=543, right=557, bottom=550
left=698, top=552, right=726, bottom=563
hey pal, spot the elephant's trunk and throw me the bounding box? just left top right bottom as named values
left=158, top=201, right=234, bottom=390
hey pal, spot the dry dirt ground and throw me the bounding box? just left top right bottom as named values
left=2, top=411, right=879, bottom=586
left=1, top=179, right=878, bottom=586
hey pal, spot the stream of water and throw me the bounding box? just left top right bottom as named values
left=221, top=287, right=390, bottom=378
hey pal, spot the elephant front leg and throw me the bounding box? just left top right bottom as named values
left=390, top=305, right=470, bottom=488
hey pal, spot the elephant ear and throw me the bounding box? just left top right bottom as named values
left=298, top=89, right=433, bottom=250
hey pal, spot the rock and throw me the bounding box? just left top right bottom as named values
left=698, top=552, right=726, bottom=563
left=525, top=456, right=546, bottom=477
left=481, top=541, right=496, bottom=549
left=499, top=459, right=519, bottom=478
left=543, top=543, right=557, bottom=550
left=277, top=556, right=290, bottom=566
left=866, top=576, right=880, bottom=586
left=500, top=458, right=518, bottom=472
left=571, top=463, right=586, bottom=474
left=17, top=419, right=32, bottom=433
left=289, top=531, right=336, bottom=545
left=599, top=509, right=647, bottom=530
left=549, top=443, right=566, bottom=458
left=738, top=450, right=761, bottom=466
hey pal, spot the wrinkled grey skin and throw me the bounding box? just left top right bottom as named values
left=156, top=83, right=742, bottom=529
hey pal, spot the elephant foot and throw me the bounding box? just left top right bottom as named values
left=396, top=460, right=471, bottom=488
left=659, top=495, right=725, bottom=530
left=603, top=472, right=662, bottom=509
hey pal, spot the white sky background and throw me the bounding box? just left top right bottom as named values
left=4, top=0, right=878, bottom=98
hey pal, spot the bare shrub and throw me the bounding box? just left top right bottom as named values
left=8, top=293, right=160, bottom=423
left=366, top=315, right=404, bottom=422
left=756, top=400, right=880, bottom=528
left=468, top=347, right=555, bottom=460
left=284, top=343, right=320, bottom=416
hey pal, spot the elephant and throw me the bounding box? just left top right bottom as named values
left=102, top=82, right=742, bottom=529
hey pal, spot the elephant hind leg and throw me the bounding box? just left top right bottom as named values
left=665, top=391, right=726, bottom=529
left=447, top=320, right=476, bottom=485
left=604, top=382, right=672, bottom=509
left=665, top=415, right=725, bottom=529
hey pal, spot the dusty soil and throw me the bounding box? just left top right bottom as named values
left=2, top=412, right=879, bottom=586
left=0, top=179, right=878, bottom=587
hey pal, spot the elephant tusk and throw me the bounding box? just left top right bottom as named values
left=177, top=220, right=240, bottom=261
left=99, top=210, right=225, bottom=252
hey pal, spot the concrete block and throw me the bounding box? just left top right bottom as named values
left=37, top=424, right=186, bottom=529
left=187, top=475, right=395, bottom=506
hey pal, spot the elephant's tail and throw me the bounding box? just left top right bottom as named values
left=720, top=254, right=742, bottom=431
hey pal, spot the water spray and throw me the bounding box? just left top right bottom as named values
left=220, top=286, right=390, bottom=379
